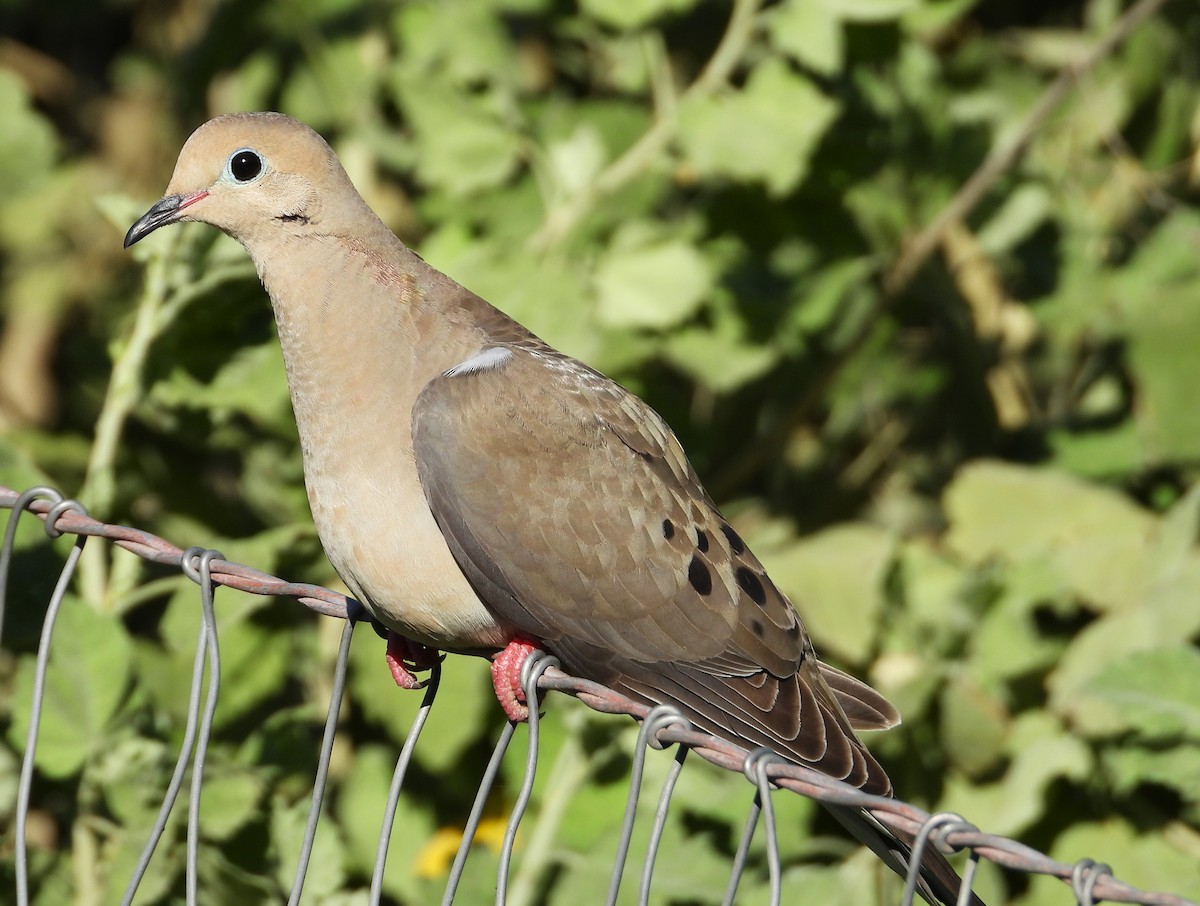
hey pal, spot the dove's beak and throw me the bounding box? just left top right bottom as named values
left=124, top=191, right=209, bottom=248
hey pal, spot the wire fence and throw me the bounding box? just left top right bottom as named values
left=0, top=483, right=1195, bottom=906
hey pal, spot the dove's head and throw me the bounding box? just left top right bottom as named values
left=125, top=112, right=372, bottom=250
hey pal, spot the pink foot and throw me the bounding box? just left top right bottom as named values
left=386, top=631, right=441, bottom=690
left=490, top=636, right=542, bottom=722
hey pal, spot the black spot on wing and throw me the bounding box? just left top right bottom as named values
left=662, top=519, right=675, bottom=540
left=687, top=555, right=712, bottom=595
left=720, top=523, right=746, bottom=554
left=736, top=566, right=767, bottom=606
left=696, top=528, right=709, bottom=552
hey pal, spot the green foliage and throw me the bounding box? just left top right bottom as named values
left=2, top=0, right=1200, bottom=903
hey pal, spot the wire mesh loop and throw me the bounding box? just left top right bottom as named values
left=638, top=728, right=691, bottom=905
left=519, top=647, right=561, bottom=699
left=741, top=745, right=783, bottom=785
left=901, top=812, right=979, bottom=906
left=605, top=704, right=692, bottom=905
left=9, top=488, right=88, bottom=906
left=180, top=545, right=226, bottom=584
left=643, top=703, right=691, bottom=750
left=495, top=649, right=562, bottom=904
left=42, top=497, right=88, bottom=539
left=0, top=486, right=66, bottom=654
left=1072, top=858, right=1114, bottom=906
left=724, top=747, right=786, bottom=906
left=928, top=811, right=979, bottom=855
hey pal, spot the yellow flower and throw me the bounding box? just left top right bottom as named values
left=413, top=817, right=511, bottom=878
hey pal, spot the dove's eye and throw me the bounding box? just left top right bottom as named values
left=226, top=149, right=264, bottom=183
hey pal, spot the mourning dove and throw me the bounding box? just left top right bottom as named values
left=125, top=112, right=982, bottom=905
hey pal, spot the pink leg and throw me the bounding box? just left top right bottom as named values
left=490, top=636, right=542, bottom=722
left=386, top=631, right=441, bottom=690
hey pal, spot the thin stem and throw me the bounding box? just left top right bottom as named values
left=76, top=248, right=171, bottom=604
left=885, top=0, right=1171, bottom=295
left=71, top=816, right=100, bottom=906
left=77, top=235, right=250, bottom=608
left=529, top=0, right=763, bottom=251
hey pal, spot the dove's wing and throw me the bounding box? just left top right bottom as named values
left=412, top=342, right=893, bottom=793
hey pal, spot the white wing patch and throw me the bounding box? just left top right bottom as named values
left=444, top=347, right=514, bottom=377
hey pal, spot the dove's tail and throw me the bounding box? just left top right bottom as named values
left=826, top=804, right=987, bottom=906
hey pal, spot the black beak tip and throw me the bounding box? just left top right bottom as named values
left=124, top=194, right=186, bottom=250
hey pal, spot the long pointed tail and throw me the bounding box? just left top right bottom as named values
left=825, top=804, right=987, bottom=906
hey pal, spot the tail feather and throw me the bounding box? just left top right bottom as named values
left=826, top=804, right=987, bottom=906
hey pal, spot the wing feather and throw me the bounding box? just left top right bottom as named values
left=411, top=345, right=894, bottom=793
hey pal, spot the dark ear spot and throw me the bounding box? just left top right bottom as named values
left=695, top=528, right=709, bottom=552
left=687, top=555, right=712, bottom=595
left=662, top=519, right=675, bottom=540
left=720, top=523, right=746, bottom=554
left=736, top=566, right=767, bottom=606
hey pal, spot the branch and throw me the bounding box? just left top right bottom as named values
left=884, top=0, right=1173, bottom=296
left=528, top=0, right=763, bottom=251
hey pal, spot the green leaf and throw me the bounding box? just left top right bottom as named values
left=966, top=564, right=1069, bottom=685
left=278, top=37, right=383, bottom=130
left=1049, top=421, right=1142, bottom=480
left=1074, top=647, right=1200, bottom=738
left=0, top=71, right=58, bottom=198
left=9, top=598, right=132, bottom=778
left=826, top=0, right=920, bottom=21
left=200, top=769, right=266, bottom=841
left=214, top=618, right=301, bottom=728
left=337, top=745, right=436, bottom=902
left=0, top=743, right=18, bottom=823
left=579, top=0, right=697, bottom=31
left=977, top=182, right=1053, bottom=255
left=679, top=59, right=840, bottom=196
left=543, top=124, right=609, bottom=201
left=1126, top=283, right=1200, bottom=460
left=663, top=325, right=778, bottom=392
left=92, top=733, right=174, bottom=825
left=765, top=523, right=893, bottom=664
left=1016, top=820, right=1200, bottom=906
left=939, top=674, right=1010, bottom=777
left=593, top=232, right=712, bottom=330
left=769, top=0, right=844, bottom=76
left=941, top=713, right=1092, bottom=837
left=1048, top=555, right=1200, bottom=714
left=150, top=341, right=292, bottom=433
left=1103, top=743, right=1200, bottom=798
left=391, top=2, right=516, bottom=85
left=944, top=461, right=1154, bottom=611
left=395, top=80, right=522, bottom=197
left=270, top=794, right=347, bottom=898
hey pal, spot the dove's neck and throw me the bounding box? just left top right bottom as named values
left=252, top=230, right=477, bottom=435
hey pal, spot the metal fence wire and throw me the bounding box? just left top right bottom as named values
left=0, top=484, right=1196, bottom=906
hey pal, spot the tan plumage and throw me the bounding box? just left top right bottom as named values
left=125, top=112, right=981, bottom=905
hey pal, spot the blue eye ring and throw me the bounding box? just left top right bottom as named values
left=225, top=148, right=265, bottom=183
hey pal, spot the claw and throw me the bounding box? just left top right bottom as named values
left=490, top=636, right=541, bottom=722
left=386, top=631, right=441, bottom=689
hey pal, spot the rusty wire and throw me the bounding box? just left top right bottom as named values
left=1, top=484, right=1196, bottom=906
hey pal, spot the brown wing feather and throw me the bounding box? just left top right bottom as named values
left=411, top=344, right=894, bottom=793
